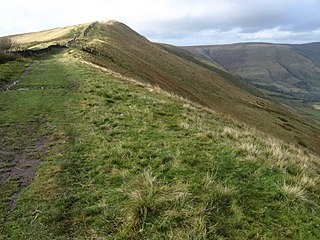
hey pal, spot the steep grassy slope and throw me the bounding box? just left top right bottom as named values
left=158, top=43, right=264, bottom=98
left=62, top=21, right=320, bottom=155
left=1, top=50, right=320, bottom=239
left=184, top=43, right=320, bottom=120
left=6, top=21, right=320, bottom=153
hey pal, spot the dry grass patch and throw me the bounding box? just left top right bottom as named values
left=281, top=183, right=308, bottom=201
left=300, top=174, right=319, bottom=190
left=240, top=142, right=260, bottom=159
left=265, top=136, right=319, bottom=175
left=222, top=126, right=255, bottom=140
left=202, top=173, right=238, bottom=197
left=179, top=121, right=191, bottom=130
left=118, top=170, right=188, bottom=234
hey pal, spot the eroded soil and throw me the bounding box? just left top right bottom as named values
left=0, top=61, right=53, bottom=211
left=0, top=124, right=51, bottom=211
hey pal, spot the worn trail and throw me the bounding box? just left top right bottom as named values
left=0, top=60, right=51, bottom=211
left=3, top=61, right=37, bottom=91
left=0, top=58, right=69, bottom=215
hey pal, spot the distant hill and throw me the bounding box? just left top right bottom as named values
left=183, top=43, right=320, bottom=121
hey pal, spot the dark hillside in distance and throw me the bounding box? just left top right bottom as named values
left=183, top=43, right=320, bottom=121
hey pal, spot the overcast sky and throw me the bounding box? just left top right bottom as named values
left=1, top=0, right=320, bottom=45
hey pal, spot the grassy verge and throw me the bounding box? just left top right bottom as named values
left=0, top=59, right=31, bottom=86
left=1, top=51, right=319, bottom=239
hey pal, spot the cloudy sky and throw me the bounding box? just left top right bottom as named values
left=1, top=0, right=320, bottom=45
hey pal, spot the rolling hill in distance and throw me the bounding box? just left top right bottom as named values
left=1, top=21, right=320, bottom=239
left=183, top=43, right=320, bottom=121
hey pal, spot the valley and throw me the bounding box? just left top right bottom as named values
left=184, top=43, right=320, bottom=122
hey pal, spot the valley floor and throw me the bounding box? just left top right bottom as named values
left=0, top=51, right=320, bottom=239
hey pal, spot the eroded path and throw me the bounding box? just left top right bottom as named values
left=0, top=53, right=73, bottom=227
left=1, top=60, right=48, bottom=212
left=3, top=61, right=38, bottom=91
left=0, top=124, right=51, bottom=211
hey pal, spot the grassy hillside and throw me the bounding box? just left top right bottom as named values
left=158, top=43, right=265, bottom=98
left=66, top=21, right=320, bottom=155
left=0, top=49, right=320, bottom=239
left=6, top=20, right=320, bottom=153
left=183, top=43, right=320, bottom=121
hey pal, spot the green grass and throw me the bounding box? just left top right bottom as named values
left=1, top=51, right=319, bottom=239
left=0, top=53, right=73, bottom=238
left=0, top=59, right=30, bottom=86
left=0, top=53, right=17, bottom=64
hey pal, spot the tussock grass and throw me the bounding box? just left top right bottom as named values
left=222, top=125, right=319, bottom=177
left=281, top=183, right=307, bottom=201
left=223, top=126, right=253, bottom=139
left=119, top=170, right=187, bottom=235
left=264, top=137, right=318, bottom=174
left=240, top=142, right=261, bottom=160
left=300, top=174, right=319, bottom=189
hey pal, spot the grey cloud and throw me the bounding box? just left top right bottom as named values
left=1, top=0, right=319, bottom=45
left=138, top=0, right=320, bottom=45
left=146, top=0, right=319, bottom=32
